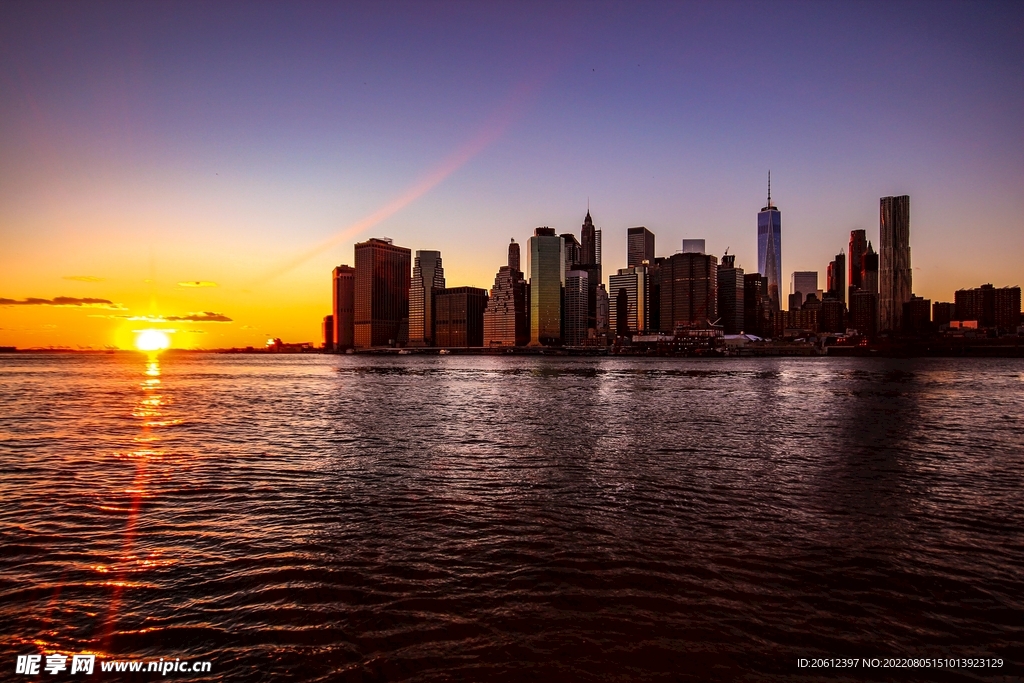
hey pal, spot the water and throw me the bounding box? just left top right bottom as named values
left=1, top=353, right=1022, bottom=681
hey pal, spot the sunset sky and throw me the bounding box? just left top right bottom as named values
left=1, top=1, right=1022, bottom=349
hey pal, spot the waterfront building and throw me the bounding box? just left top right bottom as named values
left=757, top=172, right=782, bottom=309
left=627, top=227, right=655, bottom=267
left=790, top=271, right=818, bottom=311
left=849, top=288, right=879, bottom=338
left=528, top=227, right=565, bottom=346
left=849, top=229, right=868, bottom=291
left=659, top=251, right=717, bottom=333
left=483, top=240, right=529, bottom=346
left=332, top=264, right=355, bottom=350
left=682, top=239, right=705, bottom=254
left=955, top=284, right=1022, bottom=332
left=564, top=270, right=589, bottom=346
left=717, top=254, right=744, bottom=334
left=827, top=250, right=846, bottom=306
left=932, top=301, right=955, bottom=328
left=879, top=195, right=912, bottom=333
left=819, top=294, right=846, bottom=333
left=743, top=273, right=770, bottom=337
left=434, top=287, right=488, bottom=347
left=608, top=265, right=649, bottom=334
left=354, top=238, right=411, bottom=348
left=322, top=315, right=334, bottom=350
left=408, top=250, right=445, bottom=347
left=902, top=295, right=931, bottom=336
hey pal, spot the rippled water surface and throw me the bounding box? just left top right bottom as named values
left=1, top=353, right=1023, bottom=681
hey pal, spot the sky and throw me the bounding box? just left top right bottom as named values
left=1, top=0, right=1022, bottom=349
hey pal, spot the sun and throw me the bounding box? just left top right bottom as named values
left=135, top=329, right=171, bottom=352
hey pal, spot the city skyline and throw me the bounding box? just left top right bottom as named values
left=2, top=2, right=1022, bottom=348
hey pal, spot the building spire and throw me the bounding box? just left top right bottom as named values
left=767, top=170, right=771, bottom=206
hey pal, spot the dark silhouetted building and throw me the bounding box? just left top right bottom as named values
left=717, top=254, right=744, bottom=334
left=827, top=250, right=846, bottom=306
left=332, top=264, right=355, bottom=350
left=409, top=250, right=445, bottom=347
left=820, top=294, right=846, bottom=333
left=354, top=238, right=411, bottom=348
left=322, top=315, right=334, bottom=350
left=902, top=295, right=931, bottom=336
left=564, top=270, right=589, bottom=346
left=956, top=284, right=1021, bottom=332
left=573, top=211, right=603, bottom=335
left=435, top=287, right=488, bottom=347
left=863, top=242, right=879, bottom=294
left=757, top=172, right=782, bottom=309
left=561, top=232, right=581, bottom=275
left=528, top=227, right=564, bottom=346
left=609, top=265, right=649, bottom=334
left=627, top=227, right=655, bottom=267
left=932, top=301, right=955, bottom=328
left=744, top=273, right=770, bottom=336
left=483, top=240, right=529, bottom=346
left=849, top=229, right=867, bottom=291
left=596, top=283, right=609, bottom=335
left=849, top=288, right=878, bottom=338
left=660, top=251, right=717, bottom=332
left=790, top=271, right=818, bottom=311
left=879, top=195, right=911, bottom=333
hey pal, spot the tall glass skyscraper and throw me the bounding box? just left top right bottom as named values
left=879, top=195, right=911, bottom=333
left=528, top=227, right=564, bottom=346
left=408, top=250, right=445, bottom=347
left=757, top=172, right=782, bottom=310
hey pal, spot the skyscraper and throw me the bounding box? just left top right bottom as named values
left=528, top=227, right=564, bottom=346
left=580, top=211, right=598, bottom=266
left=863, top=242, right=879, bottom=294
left=563, top=270, right=589, bottom=346
left=574, top=211, right=603, bottom=336
left=353, top=238, right=411, bottom=348
left=408, top=250, right=445, bottom=347
left=757, top=172, right=782, bottom=309
left=827, top=250, right=845, bottom=306
left=560, top=233, right=582, bottom=274
left=332, top=264, right=355, bottom=350
left=848, top=229, right=867, bottom=291
left=743, top=272, right=770, bottom=337
left=434, top=287, right=488, bottom=347
left=790, top=271, right=818, bottom=311
left=879, top=195, right=911, bottom=333
left=659, top=252, right=718, bottom=332
left=717, top=254, right=744, bottom=334
left=608, top=265, right=648, bottom=334
left=483, top=240, right=529, bottom=347
left=627, top=227, right=655, bottom=267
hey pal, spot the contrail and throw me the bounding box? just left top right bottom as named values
left=259, top=79, right=542, bottom=284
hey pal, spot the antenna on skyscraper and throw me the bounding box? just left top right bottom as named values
left=767, top=170, right=771, bottom=205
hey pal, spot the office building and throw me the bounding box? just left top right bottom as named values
left=790, top=271, right=818, bottom=311
left=659, top=251, right=718, bottom=332
left=581, top=211, right=599, bottom=266
left=564, top=270, right=589, bottom=346
left=849, top=229, right=867, bottom=291
left=596, top=283, right=609, bottom=334
left=863, top=242, right=879, bottom=293
left=902, top=295, right=931, bottom=336
left=575, top=211, right=603, bottom=335
left=434, top=287, right=488, bottom=347
left=849, top=289, right=879, bottom=338
left=819, top=294, right=846, bottom=333
left=408, top=250, right=445, bottom=347
left=627, top=227, right=655, bottom=267
left=608, top=265, right=649, bottom=335
left=332, top=264, right=355, bottom=350
left=561, top=232, right=582, bottom=274
left=932, top=302, right=955, bottom=328
left=879, top=195, right=912, bottom=332
left=955, top=284, right=1022, bottom=331
left=717, top=254, right=744, bottom=334
left=354, top=238, right=411, bottom=348
left=682, top=239, right=705, bottom=254
left=757, top=172, right=782, bottom=309
left=827, top=250, right=846, bottom=306
left=744, top=273, right=770, bottom=337
left=483, top=240, right=529, bottom=346
left=322, top=315, right=334, bottom=350
left=528, top=227, right=565, bottom=346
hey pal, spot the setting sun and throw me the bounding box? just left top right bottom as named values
left=135, top=329, right=171, bottom=352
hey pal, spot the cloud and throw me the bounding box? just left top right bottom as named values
left=123, top=311, right=232, bottom=323
left=63, top=275, right=105, bottom=283
left=178, top=281, right=218, bottom=288
left=0, top=296, right=123, bottom=309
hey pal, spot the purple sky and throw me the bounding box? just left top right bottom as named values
left=1, top=1, right=1022, bottom=346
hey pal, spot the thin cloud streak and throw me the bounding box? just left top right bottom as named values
left=0, top=296, right=123, bottom=308
left=258, top=78, right=546, bottom=284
